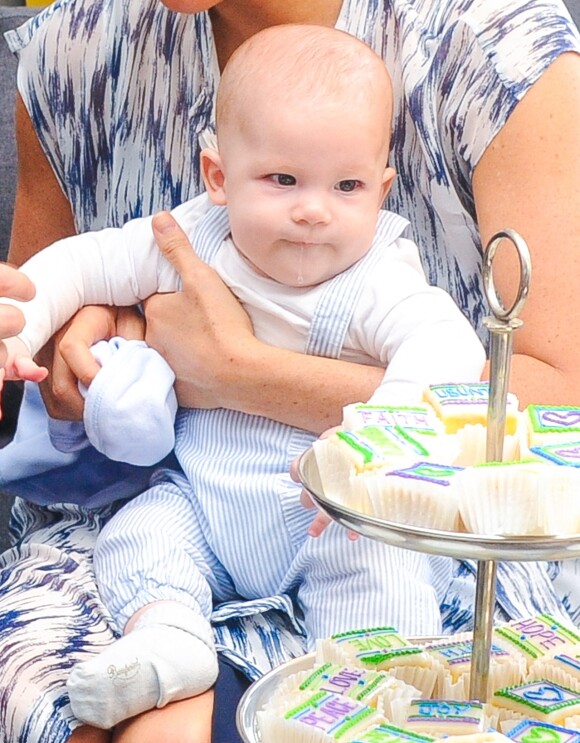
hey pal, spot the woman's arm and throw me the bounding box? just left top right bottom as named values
left=9, top=97, right=77, bottom=262
left=10, top=97, right=145, bottom=419
left=146, top=212, right=385, bottom=434
left=473, top=52, right=580, bottom=407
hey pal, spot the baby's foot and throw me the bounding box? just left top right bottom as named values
left=67, top=604, right=217, bottom=729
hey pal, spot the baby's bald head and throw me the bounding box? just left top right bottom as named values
left=215, top=24, right=393, bottom=153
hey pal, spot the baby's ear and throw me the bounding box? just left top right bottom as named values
left=200, top=148, right=227, bottom=205
left=379, top=165, right=397, bottom=203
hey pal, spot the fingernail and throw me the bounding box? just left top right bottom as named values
left=153, top=212, right=176, bottom=234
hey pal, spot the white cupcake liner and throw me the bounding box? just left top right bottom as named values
left=542, top=468, right=580, bottom=535
left=456, top=463, right=550, bottom=536
left=377, top=676, right=423, bottom=720
left=443, top=733, right=512, bottom=743
left=527, top=658, right=580, bottom=692
left=437, top=662, right=524, bottom=701
left=365, top=470, right=460, bottom=531
left=387, top=664, right=439, bottom=699
left=312, top=435, right=413, bottom=512
left=453, top=425, right=518, bottom=467
left=425, top=633, right=526, bottom=701
left=457, top=462, right=580, bottom=536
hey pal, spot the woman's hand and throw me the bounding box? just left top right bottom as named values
left=0, top=264, right=35, bottom=338
left=144, top=211, right=256, bottom=410
left=146, top=211, right=385, bottom=430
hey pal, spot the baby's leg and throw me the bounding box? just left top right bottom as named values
left=67, top=602, right=217, bottom=730
left=283, top=522, right=452, bottom=646
left=67, top=474, right=227, bottom=729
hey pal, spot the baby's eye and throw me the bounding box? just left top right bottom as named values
left=336, top=179, right=362, bottom=193
left=271, top=174, right=296, bottom=186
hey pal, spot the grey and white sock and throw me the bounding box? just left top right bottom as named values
left=67, top=603, right=218, bottom=729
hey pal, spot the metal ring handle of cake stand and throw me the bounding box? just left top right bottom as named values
left=471, top=229, right=531, bottom=701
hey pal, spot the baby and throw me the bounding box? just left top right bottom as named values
left=0, top=24, right=485, bottom=730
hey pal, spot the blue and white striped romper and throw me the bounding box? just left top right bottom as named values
left=93, top=206, right=452, bottom=649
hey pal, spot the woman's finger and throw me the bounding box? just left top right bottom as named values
left=152, top=211, right=206, bottom=292
left=0, top=264, right=35, bottom=302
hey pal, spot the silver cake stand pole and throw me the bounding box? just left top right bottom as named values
left=470, top=229, right=532, bottom=702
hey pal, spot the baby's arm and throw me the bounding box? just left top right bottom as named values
left=300, top=245, right=486, bottom=538
left=352, top=243, right=486, bottom=402
left=1, top=208, right=188, bottom=364
left=368, top=294, right=485, bottom=404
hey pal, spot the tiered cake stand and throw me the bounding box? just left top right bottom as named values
left=236, top=231, right=580, bottom=742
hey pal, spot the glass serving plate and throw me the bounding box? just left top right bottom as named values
left=296, top=447, right=580, bottom=562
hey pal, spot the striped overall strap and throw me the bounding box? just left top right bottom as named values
left=193, top=204, right=231, bottom=263
left=305, top=210, right=409, bottom=358
left=194, top=205, right=410, bottom=362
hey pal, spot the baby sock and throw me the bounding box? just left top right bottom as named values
left=66, top=602, right=218, bottom=730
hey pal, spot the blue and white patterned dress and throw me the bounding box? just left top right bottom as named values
left=2, top=0, right=579, bottom=739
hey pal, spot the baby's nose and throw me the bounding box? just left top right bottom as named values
left=291, top=195, right=332, bottom=225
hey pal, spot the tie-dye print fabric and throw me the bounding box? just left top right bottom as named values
left=1, top=0, right=579, bottom=739
left=7, top=0, right=579, bottom=338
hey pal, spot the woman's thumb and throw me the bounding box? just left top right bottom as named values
left=152, top=211, right=198, bottom=278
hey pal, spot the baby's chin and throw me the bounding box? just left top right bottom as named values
left=249, top=262, right=321, bottom=288
left=276, top=270, right=330, bottom=289
left=247, top=253, right=344, bottom=288
left=281, top=261, right=359, bottom=288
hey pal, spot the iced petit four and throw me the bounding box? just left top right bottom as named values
left=425, top=636, right=525, bottom=699
left=364, top=461, right=464, bottom=531
left=312, top=426, right=423, bottom=511
left=423, top=383, right=519, bottom=435
left=454, top=461, right=579, bottom=536
left=492, top=679, right=580, bottom=728
left=350, top=723, right=435, bottom=743
left=528, top=441, right=580, bottom=469
left=505, top=719, right=580, bottom=743
left=268, top=662, right=420, bottom=714
left=423, top=382, right=520, bottom=465
left=317, top=626, right=438, bottom=697
left=521, top=406, right=580, bottom=450
left=341, top=404, right=458, bottom=463
left=257, top=690, right=384, bottom=742
left=529, top=652, right=580, bottom=693
left=494, top=616, right=580, bottom=671
left=389, top=698, right=488, bottom=735
left=342, top=403, right=443, bottom=432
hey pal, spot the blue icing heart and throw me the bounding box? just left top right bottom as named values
left=524, top=685, right=567, bottom=704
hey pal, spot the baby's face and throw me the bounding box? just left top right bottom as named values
left=216, top=97, right=394, bottom=288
